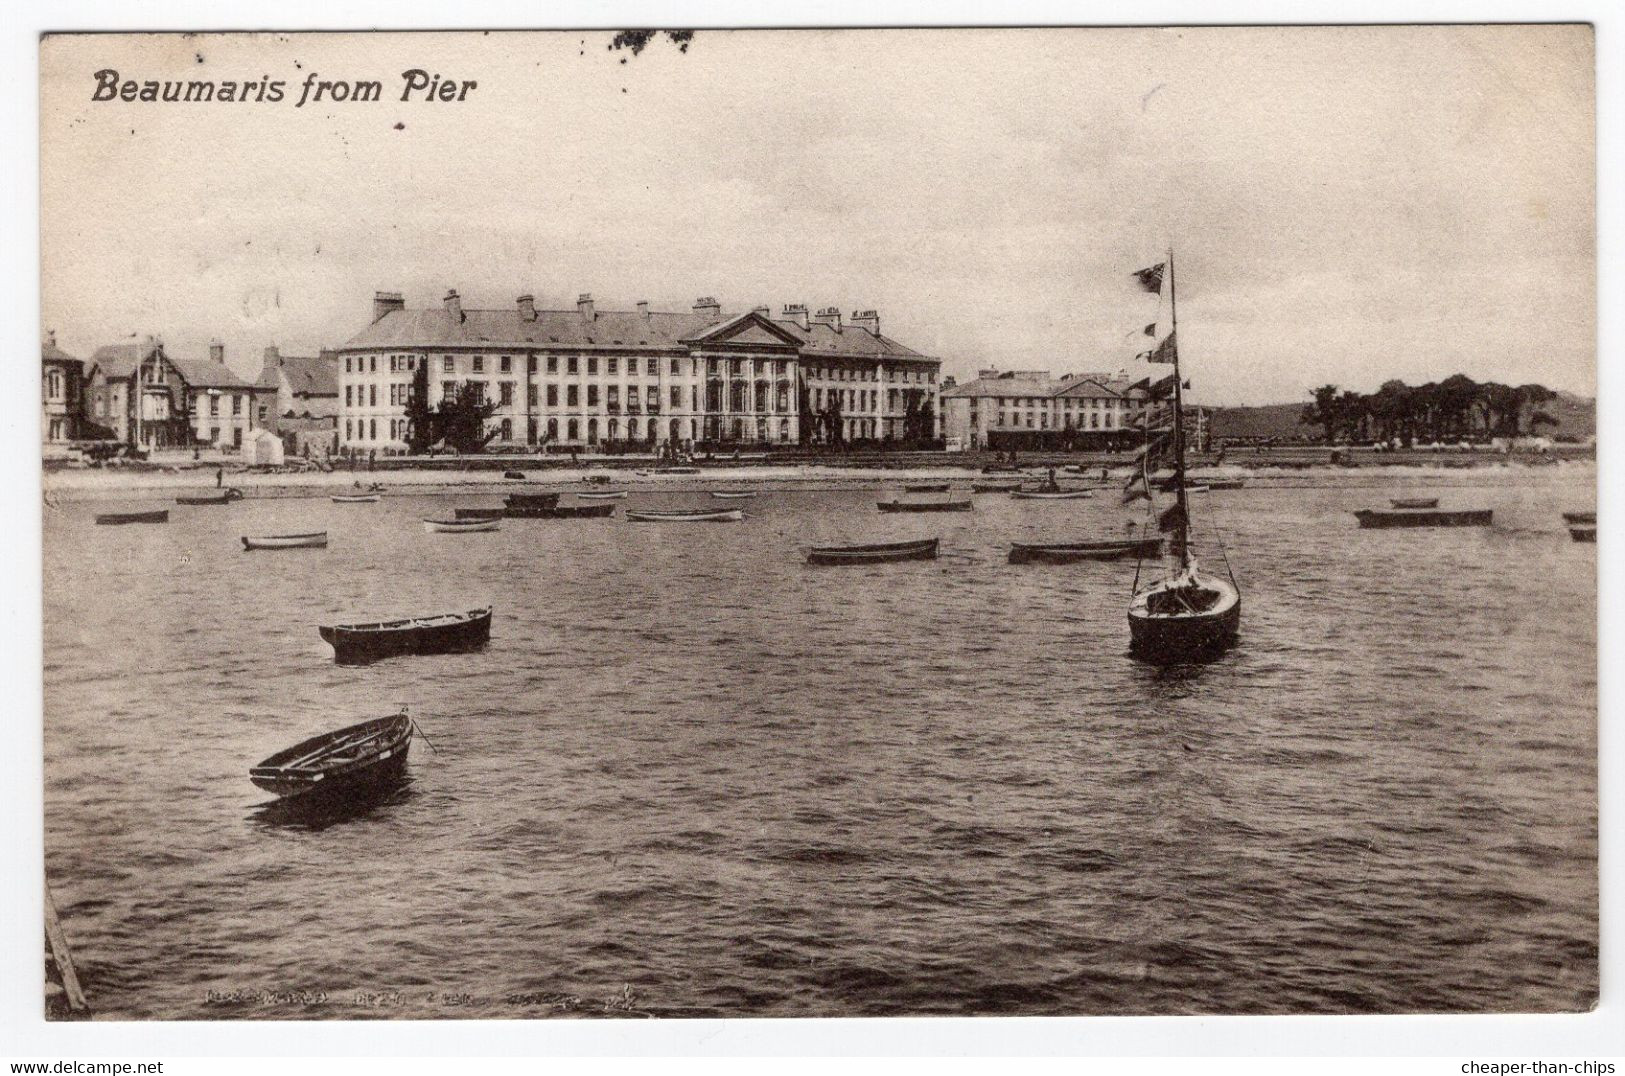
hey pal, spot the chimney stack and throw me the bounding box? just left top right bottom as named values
left=46, top=330, right=56, bottom=348
left=443, top=289, right=464, bottom=323
left=752, top=305, right=770, bottom=317
left=577, top=293, right=595, bottom=321
left=693, top=296, right=721, bottom=320
left=210, top=339, right=225, bottom=364
left=781, top=303, right=809, bottom=330
left=264, top=345, right=282, bottom=367
left=372, top=290, right=405, bottom=323
left=813, top=307, right=842, bottom=332
left=851, top=310, right=880, bottom=337
left=636, top=300, right=650, bottom=320
left=517, top=294, right=536, bottom=321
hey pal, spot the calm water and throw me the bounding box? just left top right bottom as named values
left=43, top=468, right=1597, bottom=1018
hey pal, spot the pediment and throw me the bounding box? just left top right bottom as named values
left=683, top=311, right=803, bottom=349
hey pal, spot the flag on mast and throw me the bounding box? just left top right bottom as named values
left=1132, top=263, right=1166, bottom=294
left=1139, top=330, right=1178, bottom=365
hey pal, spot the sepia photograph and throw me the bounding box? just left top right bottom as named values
left=33, top=22, right=1597, bottom=1028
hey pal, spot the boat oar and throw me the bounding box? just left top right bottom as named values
left=402, top=707, right=438, bottom=754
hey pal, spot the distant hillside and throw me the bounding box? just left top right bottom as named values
left=1210, top=393, right=1594, bottom=442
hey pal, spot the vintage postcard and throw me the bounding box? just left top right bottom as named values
left=37, top=25, right=1595, bottom=1022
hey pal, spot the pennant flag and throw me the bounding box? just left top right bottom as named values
left=1148, top=373, right=1180, bottom=400
left=1158, top=503, right=1187, bottom=533
left=1146, top=330, right=1178, bottom=365
left=1133, top=263, right=1166, bottom=294
left=1142, top=322, right=1158, bottom=336
left=1135, top=404, right=1174, bottom=430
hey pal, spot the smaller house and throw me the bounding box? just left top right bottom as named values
left=42, top=331, right=84, bottom=445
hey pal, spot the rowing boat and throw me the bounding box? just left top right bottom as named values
left=249, top=712, right=413, bottom=800
left=1570, top=525, right=1596, bottom=543
left=423, top=517, right=500, bottom=534
left=1390, top=497, right=1440, bottom=509
left=807, top=538, right=940, bottom=565
left=711, top=491, right=758, bottom=500
left=1354, top=508, right=1492, bottom=529
left=626, top=507, right=743, bottom=522
left=971, top=481, right=1022, bottom=493
left=330, top=494, right=379, bottom=504
left=1203, top=478, right=1247, bottom=491
left=177, top=488, right=243, bottom=506
left=876, top=499, right=972, bottom=513
left=504, top=502, right=617, bottom=519
left=503, top=470, right=527, bottom=480
left=242, top=531, right=328, bottom=550
left=95, top=509, right=168, bottom=525
left=1011, top=488, right=1093, bottom=500
left=319, top=607, right=492, bottom=665
left=506, top=492, right=560, bottom=508
left=453, top=508, right=505, bottom=520
left=1563, top=511, right=1596, bottom=526
left=578, top=491, right=628, bottom=500
left=903, top=483, right=950, bottom=493
left=1009, top=537, right=1164, bottom=563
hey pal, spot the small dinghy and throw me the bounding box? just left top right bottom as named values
left=579, top=490, right=628, bottom=500
left=711, top=491, right=757, bottom=500
left=1390, top=497, right=1440, bottom=509
left=95, top=509, right=168, bottom=525
left=981, top=465, right=1022, bottom=474
left=1011, top=488, right=1093, bottom=500
left=453, top=507, right=505, bottom=520
left=1129, top=564, right=1242, bottom=662
left=971, top=481, right=1023, bottom=493
left=1563, top=511, right=1596, bottom=526
left=319, top=607, right=492, bottom=665
left=1569, top=525, right=1596, bottom=544
left=876, top=499, right=973, bottom=513
left=177, top=488, right=243, bottom=506
left=1203, top=478, right=1247, bottom=491
left=331, top=494, right=380, bottom=504
left=505, top=502, right=617, bottom=519
left=807, top=538, right=939, bottom=565
left=1354, top=508, right=1492, bottom=529
left=1009, top=537, right=1164, bottom=563
left=249, top=712, right=413, bottom=800
left=638, top=466, right=701, bottom=476
left=507, top=492, right=560, bottom=508
left=242, top=531, right=328, bottom=551
left=626, top=507, right=743, bottom=522
left=503, top=470, right=527, bottom=480
left=904, top=483, right=951, bottom=493
left=424, top=517, right=500, bottom=534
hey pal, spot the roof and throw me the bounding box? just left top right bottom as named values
left=168, top=357, right=258, bottom=390
left=43, top=340, right=81, bottom=366
left=87, top=342, right=159, bottom=380
left=942, top=371, right=1137, bottom=401
left=339, top=304, right=935, bottom=363
left=269, top=353, right=339, bottom=397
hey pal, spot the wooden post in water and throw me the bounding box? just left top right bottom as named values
left=44, top=882, right=88, bottom=1013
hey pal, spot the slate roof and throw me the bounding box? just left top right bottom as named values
left=339, top=304, right=935, bottom=363
left=87, top=343, right=158, bottom=381
left=270, top=353, right=339, bottom=397
left=942, top=371, right=1136, bottom=401
left=43, top=340, right=81, bottom=366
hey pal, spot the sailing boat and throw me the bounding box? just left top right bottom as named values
left=1123, top=252, right=1241, bottom=662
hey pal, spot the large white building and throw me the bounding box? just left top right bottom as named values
left=941, top=368, right=1149, bottom=451
left=334, top=290, right=942, bottom=453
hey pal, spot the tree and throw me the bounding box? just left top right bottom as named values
left=405, top=360, right=434, bottom=453
left=1301, top=384, right=1341, bottom=442
left=438, top=384, right=501, bottom=453
left=796, top=373, right=817, bottom=445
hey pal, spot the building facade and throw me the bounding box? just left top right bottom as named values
left=42, top=332, right=84, bottom=445
left=83, top=338, right=275, bottom=450
left=941, top=368, right=1148, bottom=451
left=334, top=290, right=941, bottom=453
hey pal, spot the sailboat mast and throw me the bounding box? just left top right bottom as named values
left=1167, top=248, right=1190, bottom=567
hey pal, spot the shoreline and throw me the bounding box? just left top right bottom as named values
left=39, top=455, right=1594, bottom=503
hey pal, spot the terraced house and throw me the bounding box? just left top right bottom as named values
left=83, top=338, right=274, bottom=450
left=941, top=368, right=1150, bottom=451
left=334, top=290, right=941, bottom=453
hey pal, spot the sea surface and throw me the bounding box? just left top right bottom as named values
left=42, top=467, right=1598, bottom=1018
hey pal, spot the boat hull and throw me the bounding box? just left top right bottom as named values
left=1570, top=526, right=1596, bottom=543
left=330, top=495, right=379, bottom=504
left=1390, top=497, right=1440, bottom=509
left=319, top=608, right=492, bottom=665
left=578, top=491, right=628, bottom=500
left=1128, top=573, right=1241, bottom=663
left=453, top=508, right=505, bottom=520
left=242, top=531, right=328, bottom=550
left=626, top=508, right=742, bottom=522
left=1010, top=538, right=1163, bottom=563
left=423, top=518, right=500, bottom=533
left=250, top=714, right=412, bottom=799
left=807, top=538, right=939, bottom=565
left=506, top=503, right=617, bottom=519
left=710, top=491, right=757, bottom=500
left=1011, top=490, right=1092, bottom=500
left=904, top=483, right=950, bottom=493
left=95, top=510, right=168, bottom=525
left=1563, top=511, right=1596, bottom=526
left=876, top=500, right=972, bottom=513
left=971, top=482, right=1022, bottom=493
left=177, top=492, right=241, bottom=506
left=1354, top=508, right=1492, bottom=528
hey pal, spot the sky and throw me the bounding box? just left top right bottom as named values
left=39, top=26, right=1595, bottom=405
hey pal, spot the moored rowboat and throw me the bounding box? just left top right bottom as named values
left=424, top=517, right=500, bottom=533
left=971, top=481, right=1022, bottom=493
left=249, top=712, right=413, bottom=800
left=1203, top=478, right=1247, bottom=491
left=1563, top=511, right=1596, bottom=526
left=1011, top=488, right=1093, bottom=500
left=330, top=494, right=379, bottom=504
left=505, top=502, right=617, bottom=519
left=503, top=470, right=527, bottom=480
left=1354, top=508, right=1492, bottom=528
left=242, top=531, right=328, bottom=550
left=1009, top=537, right=1164, bottom=563
left=876, top=499, right=972, bottom=513
left=1569, top=525, right=1596, bottom=543
left=453, top=508, right=505, bottom=520
left=177, top=488, right=243, bottom=506
left=95, top=509, right=168, bottom=525
left=319, top=607, right=492, bottom=665
left=578, top=490, right=628, bottom=500
left=1390, top=497, right=1440, bottom=509
left=807, top=538, right=939, bottom=565
left=626, top=507, right=743, bottom=522
left=710, top=491, right=758, bottom=500
left=904, top=483, right=951, bottom=493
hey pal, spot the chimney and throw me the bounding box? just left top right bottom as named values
left=751, top=305, right=770, bottom=317
left=45, top=330, right=56, bottom=348
left=851, top=309, right=880, bottom=337
left=517, top=294, right=536, bottom=322
left=636, top=300, right=650, bottom=320
left=210, top=339, right=225, bottom=364
left=372, top=290, right=405, bottom=323
left=813, top=307, right=842, bottom=332
left=444, top=289, right=464, bottom=323
left=693, top=296, right=721, bottom=320
left=577, top=293, right=595, bottom=321
left=264, top=345, right=283, bottom=367
left=781, top=303, right=809, bottom=330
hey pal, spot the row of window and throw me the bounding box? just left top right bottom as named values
left=341, top=414, right=803, bottom=446
left=344, top=352, right=938, bottom=384
left=979, top=411, right=1119, bottom=430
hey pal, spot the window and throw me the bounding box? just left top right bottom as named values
left=587, top=385, right=599, bottom=407
left=369, top=385, right=377, bottom=406
left=670, top=358, right=681, bottom=376
left=370, top=418, right=377, bottom=439
left=608, top=418, right=619, bottom=440
left=370, top=357, right=377, bottom=373
left=233, top=428, right=243, bottom=448
left=472, top=356, right=485, bottom=374
left=646, top=385, right=658, bottom=407
left=547, top=418, right=558, bottom=440
left=209, top=395, right=219, bottom=416
left=500, top=382, right=514, bottom=407
left=670, top=386, right=681, bottom=409
left=499, top=356, right=511, bottom=374
left=232, top=394, right=242, bottom=415
left=607, top=357, right=618, bottom=375
left=567, top=418, right=578, bottom=440
left=468, top=383, right=485, bottom=406
left=547, top=385, right=558, bottom=407
left=648, top=358, right=658, bottom=376
left=500, top=418, right=512, bottom=441
left=547, top=356, right=557, bottom=373
left=345, top=385, right=353, bottom=406
left=567, top=356, right=578, bottom=375
left=567, top=385, right=578, bottom=407
left=528, top=384, right=538, bottom=407
left=607, top=385, right=620, bottom=411
left=587, top=418, right=598, bottom=444
left=587, top=356, right=598, bottom=375
left=443, top=356, right=454, bottom=373
left=345, top=357, right=353, bottom=373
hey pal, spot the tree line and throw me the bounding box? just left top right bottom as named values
left=1300, top=375, right=1561, bottom=445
